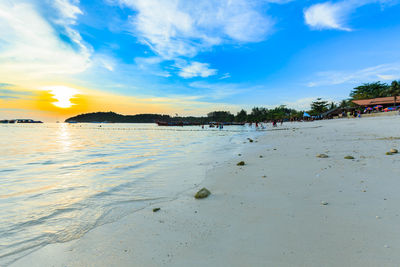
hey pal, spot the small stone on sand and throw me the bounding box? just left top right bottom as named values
left=153, top=208, right=161, bottom=212
left=320, top=201, right=328, bottom=206
left=259, top=155, right=263, bottom=158
left=247, top=138, right=254, bottom=142
left=390, top=148, right=398, bottom=153
left=386, top=152, right=394, bottom=155
left=344, top=156, right=355, bottom=159
left=237, top=161, right=245, bottom=166
left=194, top=188, right=211, bottom=199
left=317, top=154, right=328, bottom=158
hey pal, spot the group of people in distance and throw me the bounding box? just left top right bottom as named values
left=249, top=119, right=284, bottom=129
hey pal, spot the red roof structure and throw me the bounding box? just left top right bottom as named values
left=352, top=96, right=397, bottom=106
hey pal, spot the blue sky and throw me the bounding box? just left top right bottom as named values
left=1, top=0, right=400, bottom=119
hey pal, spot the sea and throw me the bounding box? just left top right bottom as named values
left=0, top=123, right=261, bottom=265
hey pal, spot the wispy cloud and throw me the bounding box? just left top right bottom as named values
left=178, top=62, right=217, bottom=78
left=0, top=95, right=19, bottom=100
left=0, top=84, right=34, bottom=100
left=116, top=0, right=274, bottom=59
left=304, top=2, right=352, bottom=31
left=0, top=89, right=33, bottom=96
left=220, top=73, right=231, bottom=80
left=304, top=0, right=398, bottom=31
left=0, top=1, right=91, bottom=83
left=108, top=0, right=278, bottom=77
left=307, top=63, right=400, bottom=87
left=51, top=0, right=91, bottom=63
left=53, top=0, right=83, bottom=24
left=134, top=57, right=171, bottom=77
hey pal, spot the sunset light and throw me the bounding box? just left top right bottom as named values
left=45, top=86, right=79, bottom=108
left=2, top=1, right=400, bottom=265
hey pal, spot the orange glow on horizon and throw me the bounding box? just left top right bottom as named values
left=0, top=84, right=239, bottom=122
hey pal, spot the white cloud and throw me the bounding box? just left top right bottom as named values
left=0, top=1, right=91, bottom=82
left=178, top=62, right=217, bottom=78
left=95, top=55, right=117, bottom=72
left=111, top=0, right=273, bottom=60
left=107, top=0, right=277, bottom=79
left=304, top=2, right=352, bottom=31
left=308, top=63, right=400, bottom=87
left=377, top=74, right=398, bottom=80
left=220, top=73, right=231, bottom=79
left=304, top=0, right=399, bottom=31
left=51, top=0, right=91, bottom=62
left=53, top=0, right=83, bottom=24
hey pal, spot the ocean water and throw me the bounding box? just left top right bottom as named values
left=0, top=123, right=260, bottom=265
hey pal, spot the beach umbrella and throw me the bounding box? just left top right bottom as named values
left=365, top=107, right=373, bottom=111
left=303, top=112, right=311, bottom=117
left=384, top=107, right=396, bottom=111
left=374, top=105, right=383, bottom=109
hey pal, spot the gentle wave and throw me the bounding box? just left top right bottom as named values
left=0, top=123, right=259, bottom=265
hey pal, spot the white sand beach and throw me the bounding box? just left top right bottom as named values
left=13, top=116, right=400, bottom=267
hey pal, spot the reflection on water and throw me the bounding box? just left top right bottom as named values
left=56, top=123, right=71, bottom=152
left=0, top=123, right=257, bottom=265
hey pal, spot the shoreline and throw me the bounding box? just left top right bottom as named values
left=12, top=116, right=400, bottom=266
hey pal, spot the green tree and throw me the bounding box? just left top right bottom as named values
left=310, top=98, right=329, bottom=115
left=329, top=102, right=337, bottom=110
left=389, top=80, right=400, bottom=108
left=339, top=99, right=348, bottom=108
left=350, top=82, right=390, bottom=100
left=207, top=111, right=234, bottom=122
left=235, top=109, right=248, bottom=122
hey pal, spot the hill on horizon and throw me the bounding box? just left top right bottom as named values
left=65, top=112, right=172, bottom=123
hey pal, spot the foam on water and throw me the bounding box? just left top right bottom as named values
left=0, top=123, right=262, bottom=265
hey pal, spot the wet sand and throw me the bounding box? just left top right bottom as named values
left=13, top=116, right=400, bottom=267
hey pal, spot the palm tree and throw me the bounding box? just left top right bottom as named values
left=389, top=81, right=400, bottom=109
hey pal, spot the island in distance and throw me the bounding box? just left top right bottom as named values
left=0, top=119, right=43, bottom=123
left=65, top=111, right=237, bottom=124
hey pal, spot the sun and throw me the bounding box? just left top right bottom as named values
left=45, top=86, right=79, bottom=108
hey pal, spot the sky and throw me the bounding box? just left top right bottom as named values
left=1, top=0, right=400, bottom=121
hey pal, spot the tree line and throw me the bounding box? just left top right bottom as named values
left=305, top=80, right=400, bottom=117
left=66, top=80, right=400, bottom=123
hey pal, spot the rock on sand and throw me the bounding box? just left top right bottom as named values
left=194, top=188, right=211, bottom=199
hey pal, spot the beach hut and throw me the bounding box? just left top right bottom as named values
left=352, top=97, right=398, bottom=109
